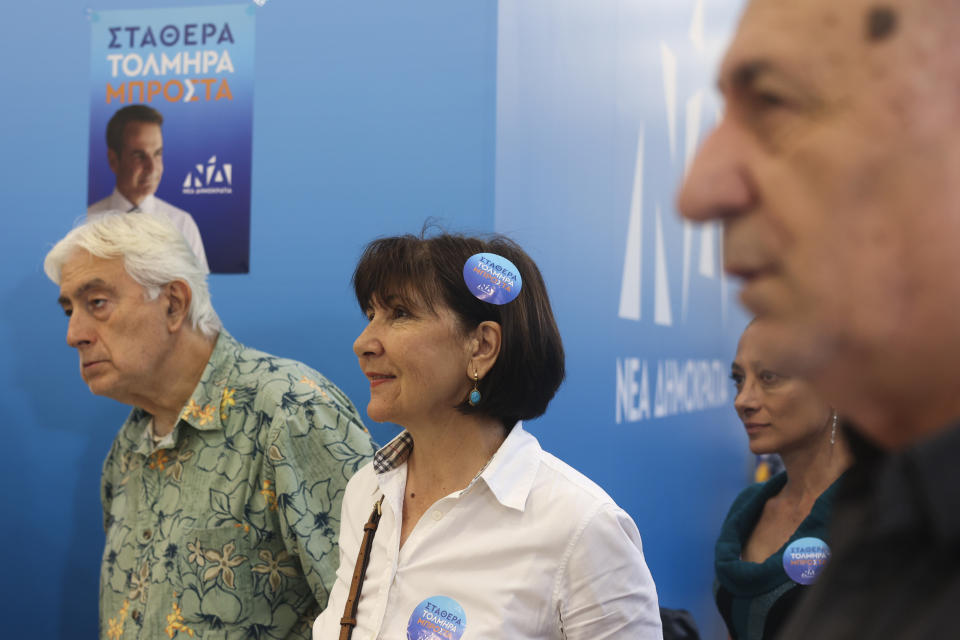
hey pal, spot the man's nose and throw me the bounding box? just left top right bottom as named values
left=676, top=115, right=755, bottom=223
left=66, top=312, right=93, bottom=348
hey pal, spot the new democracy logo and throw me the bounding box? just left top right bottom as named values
left=617, top=0, right=727, bottom=329
left=182, top=155, right=233, bottom=194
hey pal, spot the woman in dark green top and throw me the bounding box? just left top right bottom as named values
left=716, top=321, right=851, bottom=640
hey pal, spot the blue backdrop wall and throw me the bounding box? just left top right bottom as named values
left=493, top=1, right=748, bottom=635
left=0, top=0, right=746, bottom=637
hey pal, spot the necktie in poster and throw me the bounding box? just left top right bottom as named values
left=87, top=4, right=254, bottom=273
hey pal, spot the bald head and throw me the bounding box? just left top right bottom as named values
left=678, top=0, right=960, bottom=448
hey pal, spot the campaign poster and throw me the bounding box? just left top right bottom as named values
left=88, top=4, right=254, bottom=273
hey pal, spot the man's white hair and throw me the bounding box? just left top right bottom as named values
left=44, top=212, right=221, bottom=338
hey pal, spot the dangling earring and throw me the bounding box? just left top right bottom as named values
left=830, top=411, right=838, bottom=445
left=469, top=367, right=481, bottom=406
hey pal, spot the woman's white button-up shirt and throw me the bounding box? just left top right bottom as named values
left=313, top=423, right=663, bottom=640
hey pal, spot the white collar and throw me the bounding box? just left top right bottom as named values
left=110, top=188, right=156, bottom=213
left=476, top=422, right=541, bottom=512
left=374, top=421, right=541, bottom=512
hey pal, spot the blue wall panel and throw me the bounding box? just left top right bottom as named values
left=1, top=0, right=753, bottom=636
left=0, top=1, right=496, bottom=636
left=494, top=0, right=748, bottom=635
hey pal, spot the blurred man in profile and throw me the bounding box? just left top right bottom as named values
left=45, top=213, right=375, bottom=639
left=88, top=104, right=209, bottom=271
left=678, top=0, right=960, bottom=636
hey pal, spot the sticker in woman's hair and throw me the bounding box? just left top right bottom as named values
left=463, top=253, right=522, bottom=305
left=782, top=537, right=831, bottom=585
left=406, top=595, right=466, bottom=640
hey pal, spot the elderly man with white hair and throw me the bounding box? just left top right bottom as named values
left=46, top=212, right=375, bottom=640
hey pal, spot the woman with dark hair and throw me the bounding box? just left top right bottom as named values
left=313, top=232, right=662, bottom=639
left=714, top=321, right=852, bottom=640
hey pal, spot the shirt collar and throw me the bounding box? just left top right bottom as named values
left=142, top=417, right=175, bottom=448
left=868, top=421, right=960, bottom=543
left=901, top=421, right=960, bottom=541
left=125, top=331, right=233, bottom=456
left=371, top=422, right=541, bottom=512
left=373, top=431, right=413, bottom=473
left=110, top=188, right=156, bottom=213
left=174, top=330, right=237, bottom=433
left=477, top=422, right=540, bottom=512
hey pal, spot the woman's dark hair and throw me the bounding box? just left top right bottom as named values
left=352, top=231, right=565, bottom=429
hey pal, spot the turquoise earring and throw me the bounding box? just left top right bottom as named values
left=469, top=368, right=481, bottom=406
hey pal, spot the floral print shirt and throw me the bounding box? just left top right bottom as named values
left=99, top=331, right=376, bottom=639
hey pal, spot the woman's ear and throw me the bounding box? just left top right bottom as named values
left=467, top=321, right=502, bottom=379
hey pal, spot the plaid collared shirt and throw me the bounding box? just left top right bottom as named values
left=373, top=431, right=414, bottom=473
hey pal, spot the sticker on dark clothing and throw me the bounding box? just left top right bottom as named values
left=783, top=536, right=831, bottom=585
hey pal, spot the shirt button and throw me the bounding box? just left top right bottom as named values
left=432, top=510, right=443, bottom=521
left=142, top=529, right=152, bottom=540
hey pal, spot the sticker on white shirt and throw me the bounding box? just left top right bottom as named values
left=406, top=596, right=466, bottom=640
left=782, top=536, right=831, bottom=585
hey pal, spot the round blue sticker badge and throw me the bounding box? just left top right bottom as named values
left=463, top=253, right=522, bottom=305
left=406, top=596, right=466, bottom=640
left=782, top=536, right=831, bottom=585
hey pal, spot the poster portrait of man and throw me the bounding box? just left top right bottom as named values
left=87, top=5, right=254, bottom=273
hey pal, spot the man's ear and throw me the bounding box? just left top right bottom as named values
left=107, top=148, right=120, bottom=175
left=467, top=321, right=502, bottom=379
left=164, top=280, right=192, bottom=333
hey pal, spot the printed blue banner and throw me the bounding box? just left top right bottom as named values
left=87, top=4, right=254, bottom=273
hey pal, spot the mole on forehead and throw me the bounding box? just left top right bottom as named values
left=866, top=6, right=898, bottom=42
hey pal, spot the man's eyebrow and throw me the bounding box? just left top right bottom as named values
left=721, top=60, right=774, bottom=93
left=58, top=278, right=116, bottom=307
